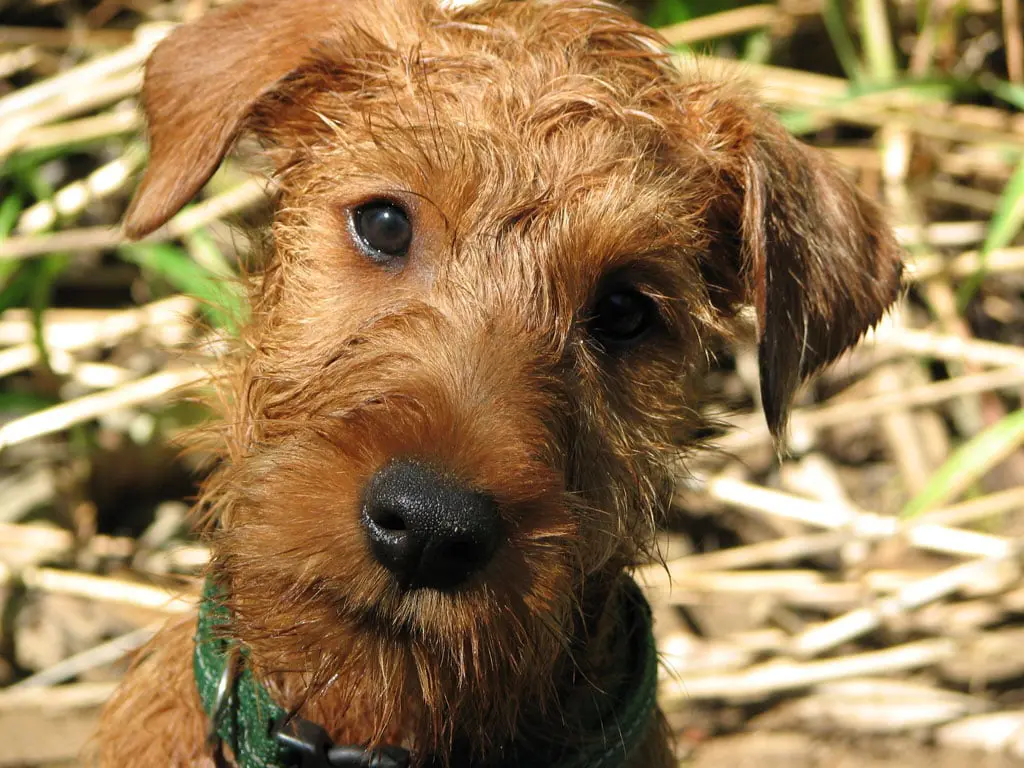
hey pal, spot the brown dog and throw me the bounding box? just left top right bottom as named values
left=93, top=0, right=903, bottom=765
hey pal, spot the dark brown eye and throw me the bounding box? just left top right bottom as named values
left=589, top=289, right=658, bottom=348
left=352, top=200, right=412, bottom=262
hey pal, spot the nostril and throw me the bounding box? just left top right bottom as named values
left=372, top=507, right=408, bottom=532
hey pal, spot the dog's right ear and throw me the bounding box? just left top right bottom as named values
left=124, top=0, right=360, bottom=239
left=680, top=83, right=904, bottom=438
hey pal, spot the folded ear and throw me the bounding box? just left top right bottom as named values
left=124, top=0, right=369, bottom=238
left=695, top=93, right=904, bottom=437
left=747, top=122, right=903, bottom=436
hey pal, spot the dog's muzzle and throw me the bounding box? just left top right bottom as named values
left=361, top=459, right=502, bottom=591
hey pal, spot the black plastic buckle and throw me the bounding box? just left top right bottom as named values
left=272, top=715, right=411, bottom=768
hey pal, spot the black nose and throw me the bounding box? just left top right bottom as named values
left=361, top=460, right=502, bottom=590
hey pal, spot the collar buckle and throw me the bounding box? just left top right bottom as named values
left=206, top=643, right=239, bottom=749
left=272, top=714, right=411, bottom=768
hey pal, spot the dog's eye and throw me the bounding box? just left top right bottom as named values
left=589, top=289, right=658, bottom=348
left=352, top=200, right=412, bottom=262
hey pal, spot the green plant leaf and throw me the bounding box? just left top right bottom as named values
left=901, top=408, right=1024, bottom=519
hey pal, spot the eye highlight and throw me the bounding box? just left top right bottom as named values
left=351, top=200, right=412, bottom=262
left=588, top=288, right=659, bottom=349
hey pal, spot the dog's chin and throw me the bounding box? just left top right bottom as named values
left=234, top=567, right=572, bottom=760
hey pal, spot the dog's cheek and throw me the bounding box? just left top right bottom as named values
left=566, top=343, right=697, bottom=562
left=219, top=440, right=385, bottom=594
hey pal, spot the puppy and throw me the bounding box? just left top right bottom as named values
left=94, top=1, right=903, bottom=765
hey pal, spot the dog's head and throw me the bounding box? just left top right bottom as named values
left=127, top=0, right=902, bottom=756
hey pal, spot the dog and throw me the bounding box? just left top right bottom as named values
left=92, top=0, right=903, bottom=765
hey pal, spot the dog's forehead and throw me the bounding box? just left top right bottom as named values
left=281, top=2, right=696, bottom=231
left=271, top=0, right=678, bottom=146
left=269, top=0, right=716, bottom=300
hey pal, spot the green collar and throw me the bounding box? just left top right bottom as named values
left=194, top=576, right=657, bottom=768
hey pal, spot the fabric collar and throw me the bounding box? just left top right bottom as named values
left=194, top=576, right=658, bottom=768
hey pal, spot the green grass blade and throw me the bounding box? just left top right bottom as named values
left=7, top=167, right=66, bottom=369
left=28, top=255, right=71, bottom=372
left=915, top=0, right=928, bottom=31
left=118, top=242, right=245, bottom=332
left=0, top=264, right=32, bottom=315
left=14, top=165, right=55, bottom=205
left=779, top=76, right=960, bottom=135
left=901, top=408, right=1024, bottom=519
left=648, top=0, right=696, bottom=26
left=957, top=155, right=1024, bottom=309
left=0, top=193, right=21, bottom=236
left=741, top=28, right=772, bottom=64
left=184, top=230, right=235, bottom=279
left=859, top=0, right=898, bottom=83
left=981, top=158, right=1024, bottom=254
left=822, top=0, right=865, bottom=82
left=0, top=391, right=59, bottom=415
left=980, top=76, right=1024, bottom=110
left=0, top=192, right=24, bottom=299
left=648, top=0, right=758, bottom=28
left=843, top=76, right=961, bottom=99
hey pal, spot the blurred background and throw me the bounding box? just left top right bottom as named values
left=0, top=0, right=1022, bottom=765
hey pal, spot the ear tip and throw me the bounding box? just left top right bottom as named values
left=122, top=197, right=162, bottom=240
left=122, top=186, right=176, bottom=239
left=763, top=402, right=787, bottom=441
left=122, top=170, right=186, bottom=239
left=121, top=222, right=151, bottom=241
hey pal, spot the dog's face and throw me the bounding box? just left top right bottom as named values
left=127, top=0, right=902, bottom=755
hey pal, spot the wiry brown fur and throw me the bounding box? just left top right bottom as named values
left=93, top=1, right=902, bottom=765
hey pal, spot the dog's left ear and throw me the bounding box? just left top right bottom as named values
left=694, top=93, right=904, bottom=437
left=125, top=0, right=360, bottom=238
left=124, top=0, right=410, bottom=239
